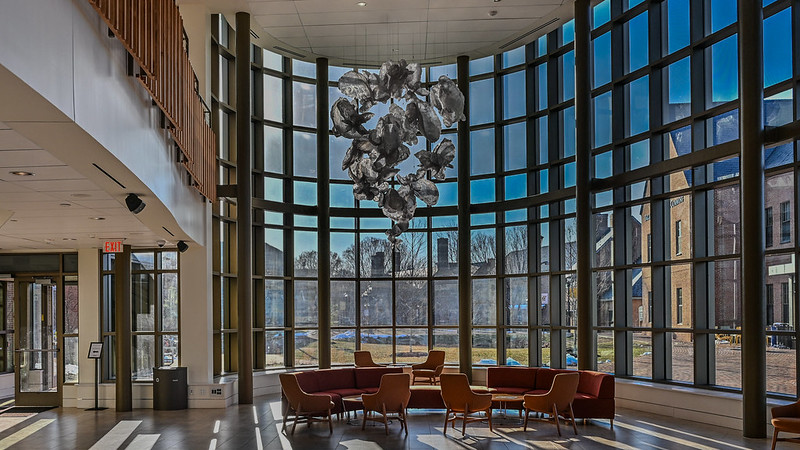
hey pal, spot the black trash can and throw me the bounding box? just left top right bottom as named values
left=153, top=367, right=188, bottom=410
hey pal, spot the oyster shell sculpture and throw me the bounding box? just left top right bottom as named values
left=332, top=60, right=465, bottom=244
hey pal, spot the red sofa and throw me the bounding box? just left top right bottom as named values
left=487, top=367, right=615, bottom=425
left=287, top=367, right=460, bottom=413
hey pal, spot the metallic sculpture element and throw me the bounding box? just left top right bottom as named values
left=332, top=60, right=465, bottom=244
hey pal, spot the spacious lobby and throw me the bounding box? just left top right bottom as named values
left=0, top=0, right=796, bottom=448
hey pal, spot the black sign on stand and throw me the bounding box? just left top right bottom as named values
left=86, top=342, right=107, bottom=411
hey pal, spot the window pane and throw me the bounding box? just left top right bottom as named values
left=593, top=92, right=612, bottom=148
left=505, top=277, right=527, bottom=326
left=593, top=32, right=611, bottom=88
left=294, top=280, right=318, bottom=327
left=764, top=8, right=792, bottom=88
left=295, top=330, right=318, bottom=366
left=331, top=281, right=355, bottom=327
left=469, top=56, right=494, bottom=76
left=64, top=282, right=78, bottom=334
left=537, top=64, right=548, bottom=111
left=64, top=336, right=78, bottom=383
left=294, top=230, right=318, bottom=277
left=396, top=281, right=427, bottom=326
left=471, top=129, right=495, bottom=175
left=133, top=335, right=155, bottom=380
left=501, top=46, right=525, bottom=68
left=473, top=329, right=497, bottom=365
left=263, top=74, right=283, bottom=122
left=132, top=273, right=154, bottom=332
left=471, top=178, right=495, bottom=204
left=292, top=81, right=316, bottom=128
left=160, top=273, right=178, bottom=332
left=502, top=71, right=526, bottom=119
left=161, top=335, right=178, bottom=367
left=710, top=0, right=736, bottom=34
left=627, top=12, right=649, bottom=73
left=266, top=331, right=284, bottom=367
left=708, top=35, right=739, bottom=107
left=561, top=106, right=576, bottom=157
left=506, top=329, right=528, bottom=366
left=666, top=0, right=690, bottom=54
left=361, top=281, right=392, bottom=326
left=664, top=57, right=691, bottom=124
left=434, top=280, right=459, bottom=326
left=293, top=131, right=317, bottom=177
left=470, top=79, right=494, bottom=125
left=670, top=332, right=693, bottom=383
left=627, top=76, right=650, bottom=136
left=561, top=51, right=575, bottom=102
left=265, top=280, right=284, bottom=327
left=503, top=122, right=526, bottom=171
left=361, top=328, right=392, bottom=363
left=396, top=233, right=428, bottom=277
left=330, top=232, right=355, bottom=277
left=472, top=279, right=497, bottom=326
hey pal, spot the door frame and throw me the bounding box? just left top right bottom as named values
left=13, top=277, right=63, bottom=407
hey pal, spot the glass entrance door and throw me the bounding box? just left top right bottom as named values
left=14, top=279, right=60, bottom=406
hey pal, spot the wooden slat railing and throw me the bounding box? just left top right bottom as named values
left=87, top=0, right=216, bottom=201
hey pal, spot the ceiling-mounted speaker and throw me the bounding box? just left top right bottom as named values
left=177, top=240, right=189, bottom=253
left=125, top=194, right=146, bottom=214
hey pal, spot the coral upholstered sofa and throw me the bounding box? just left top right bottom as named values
left=487, top=367, right=615, bottom=426
left=287, top=367, right=452, bottom=414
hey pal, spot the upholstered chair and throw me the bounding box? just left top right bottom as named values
left=354, top=350, right=384, bottom=368
left=440, top=373, right=493, bottom=435
left=771, top=400, right=800, bottom=450
left=279, top=373, right=335, bottom=434
left=523, top=372, right=580, bottom=436
left=411, top=350, right=446, bottom=385
left=361, top=373, right=412, bottom=435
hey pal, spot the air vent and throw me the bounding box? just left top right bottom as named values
left=274, top=46, right=306, bottom=58
left=341, top=62, right=381, bottom=69
left=250, top=30, right=259, bottom=39
left=162, top=226, right=175, bottom=237
left=92, top=163, right=126, bottom=189
left=499, top=17, right=560, bottom=49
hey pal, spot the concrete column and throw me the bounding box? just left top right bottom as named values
left=456, top=55, right=472, bottom=381
left=316, top=57, right=331, bottom=369
left=573, top=0, right=595, bottom=370
left=115, top=245, right=132, bottom=412
left=738, top=0, right=766, bottom=438
left=235, top=11, right=253, bottom=404
left=180, top=202, right=214, bottom=384
left=77, top=248, right=100, bottom=387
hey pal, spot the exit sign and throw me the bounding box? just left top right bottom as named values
left=104, top=241, right=123, bottom=253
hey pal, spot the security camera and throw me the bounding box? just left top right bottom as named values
left=157, top=240, right=166, bottom=248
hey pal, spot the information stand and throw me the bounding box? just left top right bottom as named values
left=86, top=342, right=107, bottom=411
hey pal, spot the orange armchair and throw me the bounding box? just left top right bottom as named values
left=362, top=373, right=411, bottom=435
left=771, top=400, right=800, bottom=450
left=523, top=372, right=580, bottom=436
left=440, top=373, right=493, bottom=435
left=354, top=350, right=384, bottom=367
left=412, top=350, right=446, bottom=385
left=279, top=373, right=335, bottom=435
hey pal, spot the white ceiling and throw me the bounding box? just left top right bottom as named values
left=181, top=0, right=571, bottom=65
left=0, top=121, right=166, bottom=251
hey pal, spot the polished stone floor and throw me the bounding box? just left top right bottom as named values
left=0, top=394, right=776, bottom=449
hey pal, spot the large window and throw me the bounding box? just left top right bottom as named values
left=211, top=0, right=800, bottom=398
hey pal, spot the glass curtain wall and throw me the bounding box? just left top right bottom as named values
left=212, top=0, right=800, bottom=398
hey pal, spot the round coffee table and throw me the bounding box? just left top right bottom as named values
left=491, top=393, right=524, bottom=425
left=342, top=394, right=363, bottom=425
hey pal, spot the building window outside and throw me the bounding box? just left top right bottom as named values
left=675, top=221, right=682, bottom=256
left=765, top=207, right=773, bottom=248
left=646, top=233, right=651, bottom=262
left=781, top=282, right=789, bottom=324
left=766, top=283, right=774, bottom=326
left=676, top=288, right=683, bottom=325
left=780, top=201, right=791, bottom=243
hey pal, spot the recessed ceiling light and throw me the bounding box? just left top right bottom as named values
left=356, top=1, right=367, bottom=6
left=493, top=0, right=501, bottom=2
left=89, top=217, right=106, bottom=221
left=62, top=238, right=77, bottom=241
left=59, top=203, right=71, bottom=207
left=9, top=171, right=34, bottom=176
left=488, top=10, right=498, bottom=16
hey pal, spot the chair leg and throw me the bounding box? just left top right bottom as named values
left=292, top=408, right=300, bottom=435
left=568, top=404, right=578, bottom=435
left=282, top=407, right=289, bottom=432
left=523, top=408, right=529, bottom=431
left=362, top=408, right=368, bottom=430
left=382, top=404, right=389, bottom=435
left=553, top=404, right=561, bottom=437
left=610, top=418, right=613, bottom=429
left=328, top=410, right=333, bottom=434
left=772, top=428, right=779, bottom=450
left=462, top=412, right=467, bottom=435
left=488, top=408, right=493, bottom=432
left=443, top=408, right=449, bottom=434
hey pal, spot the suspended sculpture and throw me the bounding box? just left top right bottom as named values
left=331, top=60, right=465, bottom=244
